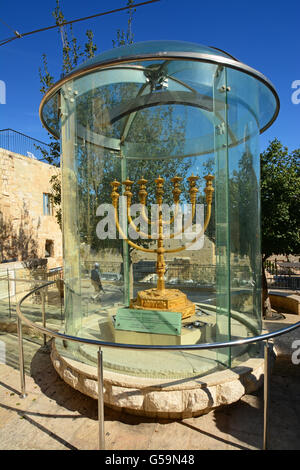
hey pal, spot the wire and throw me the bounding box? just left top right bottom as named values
left=0, top=16, right=22, bottom=38
left=0, top=0, right=160, bottom=47
left=0, top=35, right=14, bottom=43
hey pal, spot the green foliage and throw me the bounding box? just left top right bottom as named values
left=112, top=0, right=136, bottom=47
left=261, top=138, right=300, bottom=260
left=84, top=30, right=97, bottom=59
left=49, top=172, right=62, bottom=226
left=230, top=144, right=260, bottom=269
left=39, top=0, right=192, bottom=253
left=75, top=98, right=190, bottom=252
left=52, top=0, right=81, bottom=74
left=39, top=54, right=54, bottom=95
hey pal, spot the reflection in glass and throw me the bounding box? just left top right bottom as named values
left=40, top=41, right=278, bottom=379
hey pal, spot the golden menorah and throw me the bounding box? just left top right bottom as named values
left=110, top=173, right=214, bottom=320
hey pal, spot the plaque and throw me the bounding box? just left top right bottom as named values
left=114, top=308, right=182, bottom=336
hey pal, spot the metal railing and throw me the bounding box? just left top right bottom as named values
left=16, top=281, right=300, bottom=451
left=267, top=274, right=300, bottom=291
left=0, top=268, right=63, bottom=319
left=265, top=259, right=300, bottom=290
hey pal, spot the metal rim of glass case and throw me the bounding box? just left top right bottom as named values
left=39, top=42, right=280, bottom=139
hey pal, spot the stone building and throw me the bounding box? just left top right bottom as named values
left=0, top=147, right=62, bottom=269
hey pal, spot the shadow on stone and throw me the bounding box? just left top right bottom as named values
left=30, top=342, right=98, bottom=421
left=29, top=341, right=167, bottom=426
left=212, top=391, right=263, bottom=449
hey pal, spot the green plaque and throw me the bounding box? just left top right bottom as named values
left=115, top=308, right=182, bottom=336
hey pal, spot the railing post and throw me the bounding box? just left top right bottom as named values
left=7, top=269, right=11, bottom=319
left=59, top=276, right=64, bottom=323
left=97, top=347, right=105, bottom=450
left=60, top=288, right=63, bottom=323
left=263, top=339, right=271, bottom=450
left=16, top=316, right=27, bottom=398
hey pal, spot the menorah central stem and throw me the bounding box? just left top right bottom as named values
left=155, top=176, right=166, bottom=292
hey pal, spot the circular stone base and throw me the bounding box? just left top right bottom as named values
left=51, top=339, right=264, bottom=418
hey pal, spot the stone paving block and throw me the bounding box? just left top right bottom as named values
left=104, top=420, right=157, bottom=451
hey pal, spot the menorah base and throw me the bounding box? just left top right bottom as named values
left=130, top=287, right=195, bottom=320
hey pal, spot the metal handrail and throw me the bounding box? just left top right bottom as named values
left=0, top=128, right=51, bottom=163
left=16, top=281, right=300, bottom=451
left=1, top=276, right=62, bottom=319
left=16, top=281, right=300, bottom=349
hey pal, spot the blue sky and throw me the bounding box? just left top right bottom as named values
left=0, top=0, right=299, bottom=152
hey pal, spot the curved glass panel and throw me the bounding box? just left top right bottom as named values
left=41, top=92, right=60, bottom=138
left=41, top=49, right=278, bottom=143
left=57, top=59, right=275, bottom=161
left=57, top=52, right=269, bottom=378
left=71, top=40, right=236, bottom=72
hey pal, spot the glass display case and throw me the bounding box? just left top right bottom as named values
left=40, top=40, right=279, bottom=379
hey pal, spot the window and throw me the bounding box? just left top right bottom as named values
left=43, top=193, right=53, bottom=216
left=45, top=240, right=54, bottom=258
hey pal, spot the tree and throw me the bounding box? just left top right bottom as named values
left=37, top=1, right=99, bottom=168
left=38, top=0, right=135, bottom=224
left=261, top=138, right=300, bottom=317
left=39, top=0, right=191, bottom=255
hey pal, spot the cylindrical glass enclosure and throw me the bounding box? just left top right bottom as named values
left=40, top=41, right=279, bottom=378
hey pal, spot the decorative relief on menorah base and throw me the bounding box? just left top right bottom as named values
left=130, top=288, right=195, bottom=320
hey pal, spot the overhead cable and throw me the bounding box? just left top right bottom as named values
left=0, top=0, right=160, bottom=47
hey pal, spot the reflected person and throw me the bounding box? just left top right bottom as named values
left=91, top=262, right=104, bottom=300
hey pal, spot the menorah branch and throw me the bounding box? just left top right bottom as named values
left=113, top=205, right=155, bottom=254
left=163, top=204, right=212, bottom=254
left=127, top=209, right=153, bottom=240
left=168, top=202, right=196, bottom=240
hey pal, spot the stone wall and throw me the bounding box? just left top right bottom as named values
left=0, top=147, right=62, bottom=268
left=132, top=233, right=216, bottom=266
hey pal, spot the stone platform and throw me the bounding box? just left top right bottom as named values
left=50, top=302, right=265, bottom=418
left=51, top=341, right=264, bottom=418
